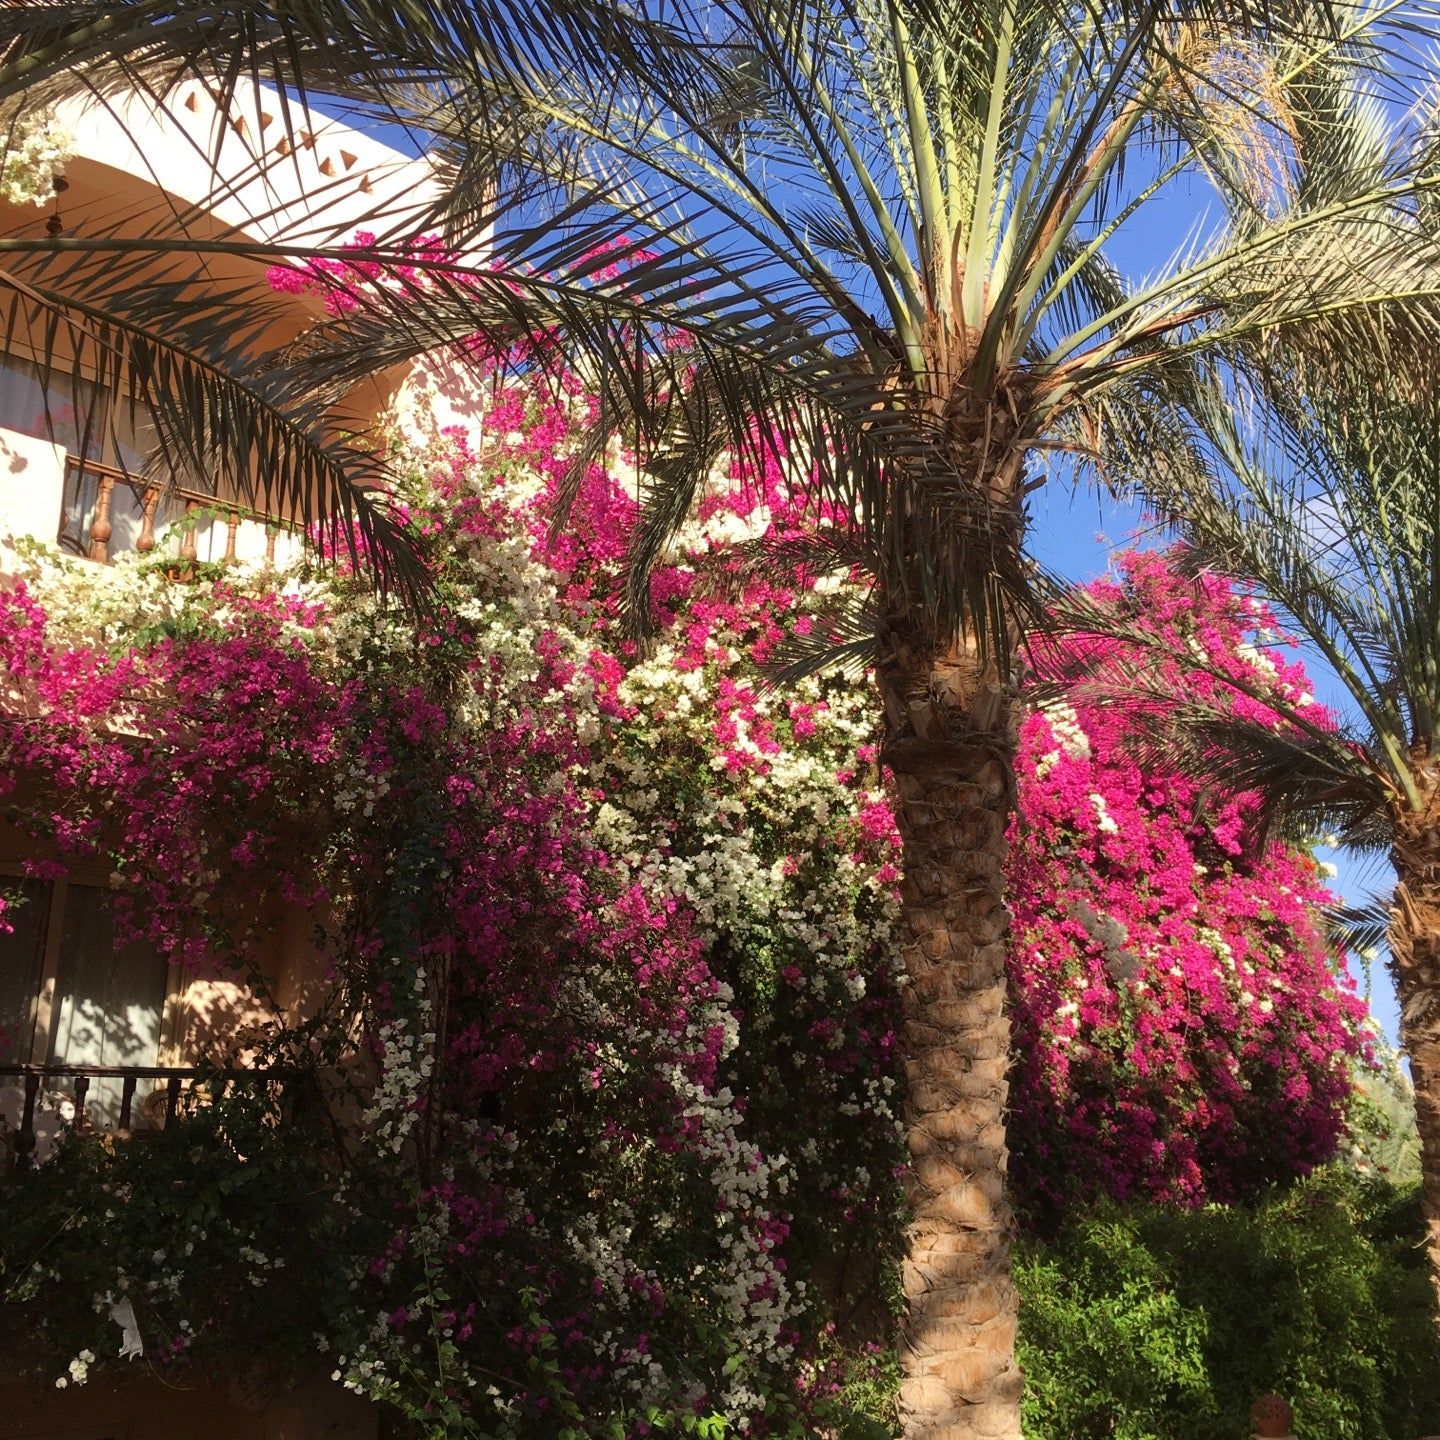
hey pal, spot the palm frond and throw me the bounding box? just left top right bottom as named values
left=0, top=231, right=428, bottom=599
left=1325, top=897, right=1393, bottom=959
left=764, top=589, right=881, bottom=687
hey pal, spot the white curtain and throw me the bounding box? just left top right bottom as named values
left=45, top=884, right=169, bottom=1125
left=0, top=355, right=105, bottom=458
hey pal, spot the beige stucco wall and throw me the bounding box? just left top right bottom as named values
left=57, top=80, right=439, bottom=251
left=0, top=429, right=68, bottom=553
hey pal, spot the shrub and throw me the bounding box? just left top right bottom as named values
left=1016, top=1169, right=1440, bottom=1440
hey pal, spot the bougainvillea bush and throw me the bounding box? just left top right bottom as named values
left=0, top=390, right=906, bottom=1436
left=0, top=364, right=1369, bottom=1433
left=1008, top=551, right=1370, bottom=1221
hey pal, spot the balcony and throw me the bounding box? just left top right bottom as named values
left=62, top=455, right=300, bottom=569
left=0, top=1062, right=293, bottom=1172
left=0, top=351, right=304, bottom=571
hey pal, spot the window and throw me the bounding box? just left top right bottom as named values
left=0, top=352, right=106, bottom=461
left=0, top=350, right=172, bottom=559
left=0, top=874, right=176, bottom=1126
left=0, top=348, right=229, bottom=560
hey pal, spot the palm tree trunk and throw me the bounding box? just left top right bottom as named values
left=879, top=629, right=1022, bottom=1440
left=1389, top=846, right=1440, bottom=1330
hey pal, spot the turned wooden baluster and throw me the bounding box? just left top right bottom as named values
left=224, top=511, right=240, bottom=564
left=118, top=1074, right=137, bottom=1129
left=180, top=503, right=199, bottom=564
left=136, top=486, right=159, bottom=554
left=164, top=1074, right=183, bottom=1126
left=88, top=473, right=115, bottom=561
left=265, top=526, right=278, bottom=564
left=72, top=1074, right=89, bottom=1125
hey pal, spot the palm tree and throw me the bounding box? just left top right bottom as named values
left=9, top=4, right=1440, bottom=1436
left=1097, top=341, right=1440, bottom=1334
left=476, top=9, right=1440, bottom=1435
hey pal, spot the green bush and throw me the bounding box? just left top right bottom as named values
left=1016, top=1168, right=1440, bottom=1440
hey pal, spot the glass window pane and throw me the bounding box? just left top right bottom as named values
left=0, top=352, right=106, bottom=458
left=112, top=395, right=237, bottom=504
left=0, top=877, right=48, bottom=1064
left=46, top=884, right=169, bottom=1126
left=109, top=395, right=164, bottom=476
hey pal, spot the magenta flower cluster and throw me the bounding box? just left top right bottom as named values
left=1007, top=550, right=1368, bottom=1217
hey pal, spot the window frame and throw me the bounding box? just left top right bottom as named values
left=0, top=863, right=189, bottom=1070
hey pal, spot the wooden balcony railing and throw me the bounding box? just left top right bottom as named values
left=0, top=1062, right=291, bottom=1173
left=64, top=455, right=294, bottom=566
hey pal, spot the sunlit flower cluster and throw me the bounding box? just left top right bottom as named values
left=0, top=110, right=72, bottom=207
left=1008, top=550, right=1368, bottom=1215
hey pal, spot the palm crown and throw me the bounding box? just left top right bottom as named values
left=472, top=0, right=1440, bottom=657
left=1138, top=352, right=1440, bottom=844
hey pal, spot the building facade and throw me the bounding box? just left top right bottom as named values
left=0, top=80, right=442, bottom=1440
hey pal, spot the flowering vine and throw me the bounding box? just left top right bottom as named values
left=0, top=110, right=72, bottom=208
left=0, top=354, right=1366, bottom=1433
left=1007, top=551, right=1368, bottom=1219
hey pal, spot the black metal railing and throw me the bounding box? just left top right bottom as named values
left=0, top=1063, right=288, bottom=1172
